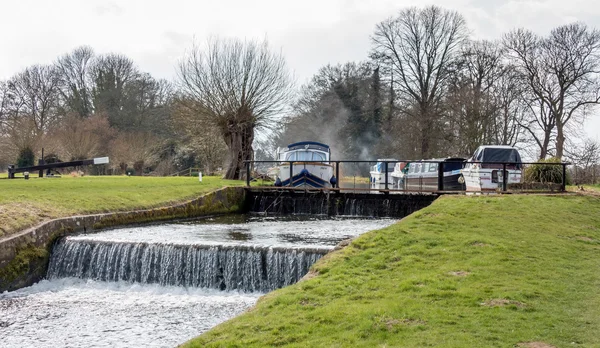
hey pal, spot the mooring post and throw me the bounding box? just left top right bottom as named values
left=289, top=161, right=293, bottom=187
left=335, top=161, right=340, bottom=190
left=502, top=163, right=507, bottom=192
left=437, top=161, right=444, bottom=191
left=561, top=163, right=567, bottom=192
left=246, top=162, right=250, bottom=186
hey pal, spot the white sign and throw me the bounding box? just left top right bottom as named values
left=93, top=157, right=110, bottom=165
left=199, top=172, right=203, bottom=182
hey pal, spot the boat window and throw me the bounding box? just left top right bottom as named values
left=444, top=161, right=463, bottom=171
left=295, top=151, right=310, bottom=161
left=285, top=152, right=297, bottom=161
left=312, top=152, right=325, bottom=161
left=475, top=149, right=484, bottom=161
left=482, top=148, right=522, bottom=163
left=429, top=163, right=438, bottom=172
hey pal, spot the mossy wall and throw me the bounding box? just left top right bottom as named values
left=0, top=187, right=247, bottom=292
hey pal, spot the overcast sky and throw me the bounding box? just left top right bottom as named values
left=0, top=0, right=598, bottom=140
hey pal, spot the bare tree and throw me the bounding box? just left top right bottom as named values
left=505, top=23, right=600, bottom=159
left=445, top=40, right=507, bottom=155
left=171, top=99, right=228, bottom=173
left=56, top=46, right=95, bottom=118
left=178, top=37, right=293, bottom=179
left=566, top=138, right=600, bottom=184
left=50, top=112, right=114, bottom=161
left=6, top=65, right=61, bottom=136
left=371, top=5, right=468, bottom=158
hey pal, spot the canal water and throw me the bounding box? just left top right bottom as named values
left=0, top=215, right=395, bottom=348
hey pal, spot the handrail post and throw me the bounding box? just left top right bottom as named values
left=384, top=161, right=389, bottom=194
left=335, top=161, right=340, bottom=190
left=246, top=161, right=250, bottom=186
left=289, top=161, right=293, bottom=187
left=437, top=161, right=444, bottom=192
left=561, top=163, right=567, bottom=192
left=502, top=163, right=507, bottom=192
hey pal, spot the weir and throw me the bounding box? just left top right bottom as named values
left=48, top=238, right=328, bottom=292
left=248, top=190, right=438, bottom=218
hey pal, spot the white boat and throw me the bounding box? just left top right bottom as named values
left=369, top=159, right=397, bottom=189
left=403, top=158, right=465, bottom=191
left=461, top=145, right=522, bottom=192
left=390, top=161, right=408, bottom=189
left=273, top=141, right=335, bottom=188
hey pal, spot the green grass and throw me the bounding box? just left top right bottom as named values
left=0, top=175, right=245, bottom=237
left=185, top=194, right=600, bottom=347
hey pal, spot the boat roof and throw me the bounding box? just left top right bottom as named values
left=477, top=145, right=517, bottom=149
left=287, top=141, right=330, bottom=151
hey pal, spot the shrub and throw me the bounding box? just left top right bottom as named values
left=524, top=157, right=571, bottom=184
left=17, top=147, right=35, bottom=168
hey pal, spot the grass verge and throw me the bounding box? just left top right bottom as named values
left=184, top=194, right=600, bottom=347
left=0, top=175, right=245, bottom=238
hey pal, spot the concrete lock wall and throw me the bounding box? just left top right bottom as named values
left=0, top=187, right=247, bottom=292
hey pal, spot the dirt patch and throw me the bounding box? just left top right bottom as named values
left=575, top=236, right=595, bottom=242
left=448, top=271, right=470, bottom=277
left=385, top=318, right=426, bottom=329
left=517, top=342, right=557, bottom=348
left=299, top=298, right=320, bottom=307
left=472, top=242, right=490, bottom=247
left=333, top=238, right=354, bottom=251
left=299, top=270, right=319, bottom=282
left=481, top=298, right=526, bottom=308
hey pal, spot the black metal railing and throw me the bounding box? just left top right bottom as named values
left=244, top=160, right=571, bottom=193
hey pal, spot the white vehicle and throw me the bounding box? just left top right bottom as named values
left=461, top=145, right=523, bottom=192
left=273, top=141, right=335, bottom=188
left=369, top=159, right=397, bottom=189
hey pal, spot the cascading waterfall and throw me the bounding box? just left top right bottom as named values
left=250, top=191, right=437, bottom=218
left=48, top=239, right=328, bottom=292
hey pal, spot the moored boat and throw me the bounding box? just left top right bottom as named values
left=369, top=159, right=397, bottom=189
left=403, top=158, right=465, bottom=191
left=461, top=145, right=522, bottom=192
left=273, top=141, right=335, bottom=188
left=390, top=161, right=408, bottom=189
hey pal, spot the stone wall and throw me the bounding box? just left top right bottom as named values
left=0, top=187, right=247, bottom=292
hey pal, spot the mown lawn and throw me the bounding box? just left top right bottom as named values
left=185, top=194, right=600, bottom=347
left=0, top=175, right=245, bottom=237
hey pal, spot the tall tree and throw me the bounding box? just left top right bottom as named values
left=505, top=23, right=600, bottom=159
left=371, top=5, right=468, bottom=158
left=90, top=53, right=140, bottom=129
left=6, top=65, right=61, bottom=136
left=445, top=40, right=517, bottom=155
left=178, top=38, right=293, bottom=179
left=56, top=46, right=95, bottom=118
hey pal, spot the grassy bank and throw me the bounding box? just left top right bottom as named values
left=185, top=194, right=600, bottom=347
left=0, top=176, right=245, bottom=238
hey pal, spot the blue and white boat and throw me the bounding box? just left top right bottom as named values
left=273, top=141, right=336, bottom=188
left=369, top=159, right=397, bottom=189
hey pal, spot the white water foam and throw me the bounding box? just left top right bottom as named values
left=0, top=278, right=260, bottom=348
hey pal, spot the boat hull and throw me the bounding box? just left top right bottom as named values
left=277, top=163, right=334, bottom=188
left=461, top=168, right=522, bottom=192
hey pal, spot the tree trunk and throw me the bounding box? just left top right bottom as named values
left=420, top=103, right=430, bottom=158
left=556, top=124, right=565, bottom=159
left=540, top=129, right=552, bottom=160
left=223, top=122, right=254, bottom=180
